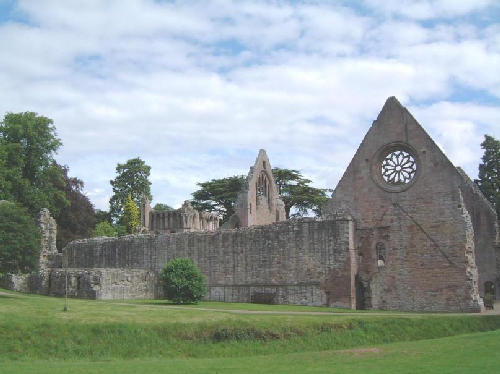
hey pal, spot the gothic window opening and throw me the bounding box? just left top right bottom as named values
left=256, top=171, right=271, bottom=206
left=381, top=149, right=417, bottom=185
left=376, top=242, right=386, bottom=267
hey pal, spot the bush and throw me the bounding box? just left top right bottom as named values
left=0, top=201, right=41, bottom=274
left=161, top=258, right=206, bottom=304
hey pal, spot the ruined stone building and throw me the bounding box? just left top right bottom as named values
left=3, top=97, right=499, bottom=312
left=225, top=149, right=286, bottom=229
left=141, top=200, right=219, bottom=233
left=322, top=97, right=498, bottom=312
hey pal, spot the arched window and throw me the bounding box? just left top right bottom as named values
left=256, top=171, right=271, bottom=207
left=376, top=242, right=386, bottom=267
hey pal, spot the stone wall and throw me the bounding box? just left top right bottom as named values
left=457, top=168, right=500, bottom=299
left=59, top=218, right=354, bottom=306
left=323, top=97, right=492, bottom=312
left=46, top=269, right=157, bottom=299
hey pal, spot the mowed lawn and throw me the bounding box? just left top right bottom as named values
left=1, top=288, right=499, bottom=373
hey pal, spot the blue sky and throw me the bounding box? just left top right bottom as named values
left=0, top=0, right=499, bottom=210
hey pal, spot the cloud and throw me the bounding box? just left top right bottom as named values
left=363, top=0, right=495, bottom=20
left=0, top=0, right=498, bottom=210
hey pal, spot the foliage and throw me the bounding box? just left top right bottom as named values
left=153, top=203, right=174, bottom=211
left=122, top=195, right=140, bottom=234
left=55, top=164, right=95, bottom=249
left=109, top=157, right=152, bottom=222
left=161, top=258, right=206, bottom=304
left=0, top=112, right=68, bottom=216
left=191, top=175, right=246, bottom=223
left=272, top=168, right=331, bottom=218
left=95, top=209, right=112, bottom=224
left=92, top=221, right=117, bottom=237
left=475, top=134, right=500, bottom=218
left=0, top=201, right=41, bottom=274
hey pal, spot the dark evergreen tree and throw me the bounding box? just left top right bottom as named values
left=272, top=168, right=331, bottom=219
left=475, top=134, right=500, bottom=217
left=191, top=175, right=246, bottom=223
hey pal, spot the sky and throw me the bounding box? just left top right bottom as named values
left=0, top=0, right=499, bottom=210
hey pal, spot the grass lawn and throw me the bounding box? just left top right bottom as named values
left=1, top=288, right=499, bottom=373
left=3, top=330, right=499, bottom=374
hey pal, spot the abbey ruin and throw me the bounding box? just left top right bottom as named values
left=3, top=97, right=499, bottom=312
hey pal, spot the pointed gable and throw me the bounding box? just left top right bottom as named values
left=227, top=149, right=286, bottom=228
left=323, top=96, right=495, bottom=312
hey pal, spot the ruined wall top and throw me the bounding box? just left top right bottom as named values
left=143, top=200, right=219, bottom=233
left=38, top=208, right=57, bottom=269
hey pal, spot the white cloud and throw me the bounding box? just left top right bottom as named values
left=0, top=0, right=498, bottom=210
left=363, top=0, right=495, bottom=20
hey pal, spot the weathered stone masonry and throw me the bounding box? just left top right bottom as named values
left=46, top=218, right=355, bottom=307
left=323, top=97, right=498, bottom=312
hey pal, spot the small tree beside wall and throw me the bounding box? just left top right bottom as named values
left=161, top=258, right=206, bottom=304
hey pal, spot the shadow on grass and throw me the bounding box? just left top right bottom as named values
left=0, top=294, right=16, bottom=299
left=140, top=301, right=199, bottom=306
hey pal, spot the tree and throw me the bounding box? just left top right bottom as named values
left=191, top=175, right=246, bottom=223
left=109, top=157, right=152, bottom=222
left=161, top=258, right=206, bottom=304
left=0, top=112, right=67, bottom=217
left=95, top=209, right=112, bottom=224
left=55, top=164, right=95, bottom=249
left=153, top=203, right=174, bottom=211
left=92, top=221, right=117, bottom=237
left=272, top=168, right=331, bottom=219
left=475, top=134, right=500, bottom=217
left=0, top=201, right=41, bottom=275
left=122, top=194, right=140, bottom=234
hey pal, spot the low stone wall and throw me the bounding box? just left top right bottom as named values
left=55, top=218, right=354, bottom=307
left=47, top=269, right=157, bottom=299
left=1, top=273, right=31, bottom=293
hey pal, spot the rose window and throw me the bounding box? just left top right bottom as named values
left=381, top=149, right=417, bottom=185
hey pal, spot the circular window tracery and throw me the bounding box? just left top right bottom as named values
left=381, top=149, right=417, bottom=185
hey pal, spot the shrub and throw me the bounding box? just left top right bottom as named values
left=0, top=201, right=41, bottom=274
left=161, top=258, right=206, bottom=304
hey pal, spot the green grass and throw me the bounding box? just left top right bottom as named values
left=2, top=330, right=499, bottom=373
left=1, top=288, right=499, bottom=369
left=121, top=298, right=400, bottom=313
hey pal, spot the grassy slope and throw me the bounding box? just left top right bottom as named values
left=3, top=330, right=500, bottom=374
left=1, top=289, right=499, bottom=363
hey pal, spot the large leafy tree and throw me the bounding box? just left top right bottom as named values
left=475, top=134, right=499, bottom=218
left=55, top=164, right=95, bottom=249
left=109, top=157, right=152, bottom=222
left=272, top=168, right=331, bottom=219
left=0, top=112, right=67, bottom=216
left=0, top=201, right=41, bottom=275
left=191, top=175, right=246, bottom=223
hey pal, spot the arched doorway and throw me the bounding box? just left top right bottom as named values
left=484, top=281, right=495, bottom=310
